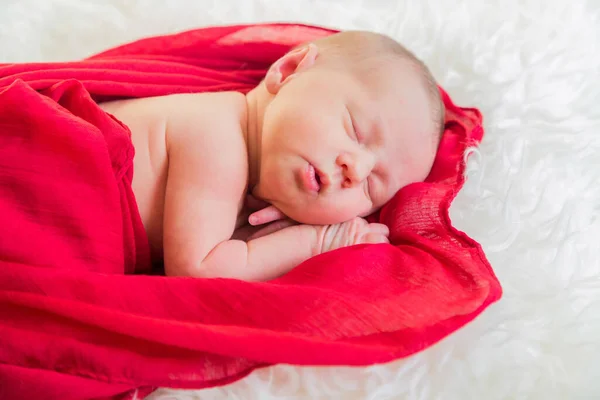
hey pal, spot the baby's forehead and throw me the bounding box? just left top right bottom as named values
left=351, top=62, right=428, bottom=111
left=341, top=55, right=422, bottom=97
left=314, top=48, right=436, bottom=138
left=352, top=65, right=438, bottom=154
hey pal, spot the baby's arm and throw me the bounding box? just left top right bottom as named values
left=158, top=94, right=388, bottom=281
left=165, top=129, right=388, bottom=280
left=161, top=103, right=319, bottom=280
left=189, top=225, right=321, bottom=281
left=198, top=218, right=389, bottom=281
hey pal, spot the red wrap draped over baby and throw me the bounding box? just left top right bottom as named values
left=0, top=23, right=501, bottom=400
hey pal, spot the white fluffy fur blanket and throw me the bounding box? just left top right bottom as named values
left=1, top=1, right=599, bottom=399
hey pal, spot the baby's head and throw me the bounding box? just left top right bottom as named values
left=250, top=31, right=444, bottom=225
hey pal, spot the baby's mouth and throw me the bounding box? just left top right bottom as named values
left=303, top=163, right=321, bottom=193
left=309, top=164, right=321, bottom=192
left=314, top=168, right=322, bottom=188
left=311, top=165, right=329, bottom=192
left=314, top=166, right=330, bottom=191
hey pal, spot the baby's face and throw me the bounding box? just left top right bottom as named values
left=253, top=60, right=437, bottom=225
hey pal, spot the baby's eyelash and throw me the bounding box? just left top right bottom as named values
left=349, top=113, right=361, bottom=142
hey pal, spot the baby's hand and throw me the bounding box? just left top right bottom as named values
left=248, top=204, right=286, bottom=226
left=317, top=217, right=389, bottom=254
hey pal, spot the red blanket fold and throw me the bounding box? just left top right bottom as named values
left=0, top=23, right=501, bottom=400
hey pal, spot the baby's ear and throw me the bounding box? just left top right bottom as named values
left=265, top=43, right=318, bottom=94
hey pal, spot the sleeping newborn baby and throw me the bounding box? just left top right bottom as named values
left=99, top=30, right=444, bottom=280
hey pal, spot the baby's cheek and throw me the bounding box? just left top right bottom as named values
left=282, top=204, right=347, bottom=225
left=312, top=200, right=364, bottom=225
left=283, top=192, right=367, bottom=225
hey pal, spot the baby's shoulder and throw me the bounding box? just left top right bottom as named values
left=164, top=91, right=247, bottom=160
left=162, top=92, right=245, bottom=138
left=165, top=91, right=249, bottom=190
left=163, top=91, right=245, bottom=118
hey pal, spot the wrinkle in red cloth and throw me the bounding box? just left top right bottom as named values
left=0, top=23, right=501, bottom=400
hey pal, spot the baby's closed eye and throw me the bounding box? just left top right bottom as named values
left=344, top=108, right=360, bottom=142
left=364, top=177, right=372, bottom=201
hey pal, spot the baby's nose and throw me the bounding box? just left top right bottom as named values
left=336, top=151, right=375, bottom=188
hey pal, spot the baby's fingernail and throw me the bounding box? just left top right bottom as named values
left=249, top=216, right=257, bottom=225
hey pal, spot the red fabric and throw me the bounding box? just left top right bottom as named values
left=0, top=23, right=501, bottom=400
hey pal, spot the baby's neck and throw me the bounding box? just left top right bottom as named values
left=244, top=86, right=268, bottom=194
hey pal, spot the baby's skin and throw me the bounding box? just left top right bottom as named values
left=99, top=31, right=439, bottom=280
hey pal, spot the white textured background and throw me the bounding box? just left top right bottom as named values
left=1, top=1, right=599, bottom=399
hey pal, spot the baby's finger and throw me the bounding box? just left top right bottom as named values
left=368, top=223, right=389, bottom=236
left=361, top=233, right=390, bottom=244
left=248, top=219, right=297, bottom=240
left=248, top=205, right=286, bottom=226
